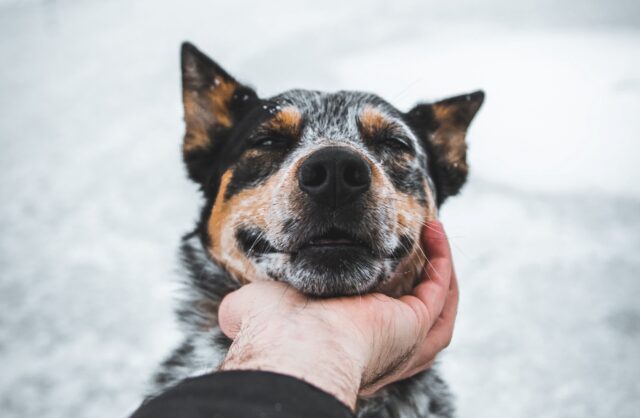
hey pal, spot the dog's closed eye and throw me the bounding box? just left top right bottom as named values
left=250, top=136, right=291, bottom=150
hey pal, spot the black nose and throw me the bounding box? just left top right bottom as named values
left=297, top=147, right=372, bottom=208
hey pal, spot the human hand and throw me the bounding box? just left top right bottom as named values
left=218, top=220, right=459, bottom=410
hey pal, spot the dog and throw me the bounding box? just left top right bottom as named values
left=148, top=42, right=484, bottom=418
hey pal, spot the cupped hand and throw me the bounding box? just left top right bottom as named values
left=218, top=220, right=459, bottom=409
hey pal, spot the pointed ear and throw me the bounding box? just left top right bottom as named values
left=180, top=42, right=258, bottom=184
left=406, top=90, right=484, bottom=206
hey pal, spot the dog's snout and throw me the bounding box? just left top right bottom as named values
left=297, top=146, right=371, bottom=208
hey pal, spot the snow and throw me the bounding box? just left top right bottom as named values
left=0, top=1, right=639, bottom=417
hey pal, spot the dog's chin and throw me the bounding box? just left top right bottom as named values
left=284, top=246, right=383, bottom=297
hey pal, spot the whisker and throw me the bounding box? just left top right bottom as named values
left=390, top=77, right=423, bottom=102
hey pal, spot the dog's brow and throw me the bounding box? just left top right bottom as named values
left=359, top=106, right=389, bottom=134
left=358, top=106, right=406, bottom=138
left=261, top=106, right=303, bottom=137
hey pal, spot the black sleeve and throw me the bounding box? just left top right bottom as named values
left=130, top=370, right=355, bottom=418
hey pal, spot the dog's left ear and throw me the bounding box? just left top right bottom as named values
left=406, top=91, right=484, bottom=206
left=180, top=42, right=258, bottom=185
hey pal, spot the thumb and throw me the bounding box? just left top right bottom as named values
left=218, top=288, right=246, bottom=339
left=218, top=281, right=299, bottom=339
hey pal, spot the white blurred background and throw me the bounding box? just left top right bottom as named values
left=1, top=0, right=639, bottom=417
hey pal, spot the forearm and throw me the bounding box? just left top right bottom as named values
left=130, top=371, right=354, bottom=418
left=219, top=308, right=366, bottom=409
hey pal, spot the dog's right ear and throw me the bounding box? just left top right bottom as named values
left=406, top=91, right=484, bottom=207
left=180, top=42, right=258, bottom=185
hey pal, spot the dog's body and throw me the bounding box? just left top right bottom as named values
left=148, top=43, right=483, bottom=418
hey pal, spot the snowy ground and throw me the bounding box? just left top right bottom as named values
left=1, top=1, right=639, bottom=417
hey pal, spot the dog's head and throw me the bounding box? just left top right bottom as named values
left=180, top=43, right=483, bottom=297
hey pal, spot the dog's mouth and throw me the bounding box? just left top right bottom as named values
left=299, top=228, right=371, bottom=251
left=234, top=224, right=414, bottom=297
left=236, top=226, right=374, bottom=256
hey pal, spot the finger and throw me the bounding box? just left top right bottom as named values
left=421, top=220, right=451, bottom=260
left=410, top=270, right=459, bottom=372
left=398, top=294, right=431, bottom=338
left=411, top=221, right=454, bottom=328
left=396, top=358, right=436, bottom=382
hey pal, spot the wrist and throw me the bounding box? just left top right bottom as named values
left=219, top=312, right=366, bottom=409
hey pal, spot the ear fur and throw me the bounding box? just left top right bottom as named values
left=406, top=90, right=484, bottom=206
left=180, top=42, right=258, bottom=185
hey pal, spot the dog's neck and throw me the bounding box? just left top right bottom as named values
left=175, top=231, right=240, bottom=332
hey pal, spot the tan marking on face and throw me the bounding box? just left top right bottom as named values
left=359, top=105, right=391, bottom=138
left=424, top=178, right=438, bottom=219
left=379, top=247, right=425, bottom=297
left=379, top=189, right=429, bottom=297
left=266, top=106, right=302, bottom=137
left=207, top=169, right=275, bottom=284
left=380, top=177, right=438, bottom=296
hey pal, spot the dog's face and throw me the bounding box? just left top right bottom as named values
left=180, top=43, right=483, bottom=297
